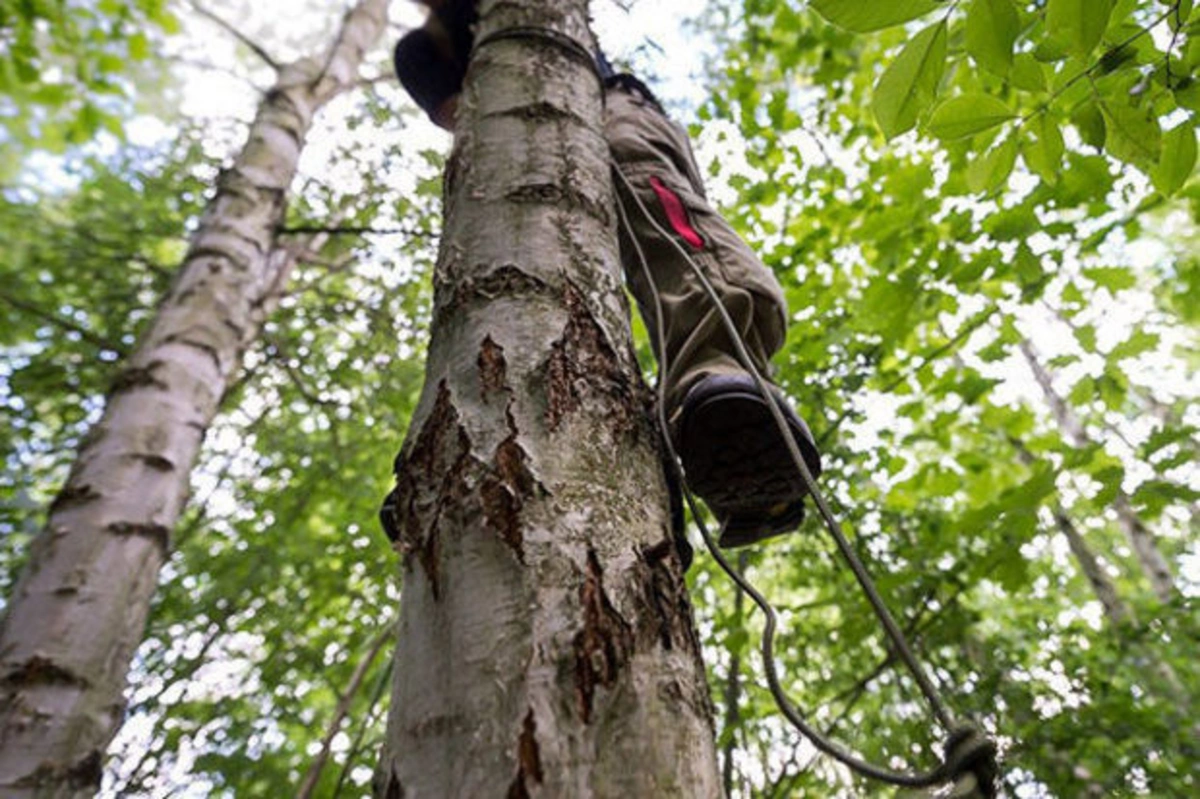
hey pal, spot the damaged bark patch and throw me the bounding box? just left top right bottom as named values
left=133, top=453, right=175, bottom=472
left=545, top=285, right=633, bottom=432
left=635, top=539, right=694, bottom=652
left=384, top=771, right=405, bottom=799
left=164, top=335, right=223, bottom=372
left=390, top=381, right=472, bottom=600
left=573, top=549, right=633, bottom=723
left=507, top=709, right=543, bottom=799
left=2, top=656, right=91, bottom=689
left=480, top=423, right=538, bottom=561
left=66, top=750, right=103, bottom=789
left=106, top=521, right=171, bottom=554
left=110, top=361, right=168, bottom=394
left=478, top=335, right=508, bottom=401
left=456, top=265, right=551, bottom=307
left=17, top=750, right=103, bottom=791
left=494, top=100, right=587, bottom=125
left=504, top=182, right=610, bottom=226
left=48, top=482, right=101, bottom=514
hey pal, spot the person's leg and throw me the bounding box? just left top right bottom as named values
left=604, top=81, right=785, bottom=413
left=604, top=78, right=822, bottom=546
left=391, top=3, right=822, bottom=546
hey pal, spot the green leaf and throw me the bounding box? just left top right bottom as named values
left=966, top=0, right=1019, bottom=76
left=1169, top=0, right=1194, bottom=32
left=1022, top=115, right=1065, bottom=182
left=128, top=32, right=150, bottom=61
left=1109, top=330, right=1159, bottom=361
left=1151, top=125, right=1197, bottom=196
left=872, top=21, right=948, bottom=139
left=1071, top=102, right=1107, bottom=150
left=1177, top=79, right=1200, bottom=113
left=927, top=94, right=1015, bottom=139
left=1082, top=265, right=1137, bottom=292
left=1101, top=101, right=1162, bottom=168
left=1045, top=0, right=1114, bottom=58
left=966, top=133, right=1019, bottom=193
left=1011, top=53, right=1048, bottom=91
left=810, top=0, right=943, bottom=32
left=1014, top=243, right=1047, bottom=297
left=1075, top=323, right=1097, bottom=352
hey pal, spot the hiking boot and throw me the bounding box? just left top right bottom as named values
left=673, top=373, right=822, bottom=548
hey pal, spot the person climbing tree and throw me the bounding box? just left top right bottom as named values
left=385, top=0, right=823, bottom=550
left=376, top=3, right=997, bottom=796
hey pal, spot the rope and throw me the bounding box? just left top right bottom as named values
left=612, top=162, right=998, bottom=796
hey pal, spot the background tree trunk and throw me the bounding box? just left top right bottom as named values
left=0, top=2, right=387, bottom=794
left=1009, top=437, right=1132, bottom=626
left=1018, top=339, right=1177, bottom=601
left=374, top=1, right=722, bottom=796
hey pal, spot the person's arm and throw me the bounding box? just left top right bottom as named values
left=394, top=27, right=465, bottom=132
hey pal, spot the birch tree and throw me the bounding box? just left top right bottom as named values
left=1018, top=339, right=1178, bottom=601
left=374, top=0, right=722, bottom=795
left=0, top=1, right=388, bottom=793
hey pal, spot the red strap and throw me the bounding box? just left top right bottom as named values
left=649, top=176, right=704, bottom=250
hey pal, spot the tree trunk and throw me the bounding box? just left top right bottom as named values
left=1017, top=339, right=1177, bottom=601
left=1048, top=509, right=1130, bottom=627
left=374, top=1, right=721, bottom=797
left=298, top=619, right=396, bottom=799
left=0, top=2, right=387, bottom=794
left=721, top=552, right=748, bottom=798
left=1009, top=438, right=1132, bottom=626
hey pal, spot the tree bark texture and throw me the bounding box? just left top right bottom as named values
left=0, top=2, right=387, bottom=794
left=1018, top=340, right=1177, bottom=601
left=375, top=2, right=721, bottom=797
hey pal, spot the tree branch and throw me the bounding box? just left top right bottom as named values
left=819, top=304, right=998, bottom=447
left=188, top=0, right=281, bottom=70
left=298, top=619, right=397, bottom=799
left=277, top=224, right=436, bottom=238
left=0, top=290, right=128, bottom=354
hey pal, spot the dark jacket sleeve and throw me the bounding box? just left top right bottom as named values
left=393, top=28, right=466, bottom=118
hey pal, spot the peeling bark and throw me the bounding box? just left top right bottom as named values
left=0, top=2, right=389, bottom=795
left=375, top=1, right=721, bottom=796
left=573, top=549, right=635, bottom=723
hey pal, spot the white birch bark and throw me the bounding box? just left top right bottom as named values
left=0, top=2, right=387, bottom=794
left=374, top=1, right=722, bottom=796
left=1018, top=339, right=1177, bottom=601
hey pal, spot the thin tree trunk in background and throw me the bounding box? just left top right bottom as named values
left=721, top=552, right=748, bottom=798
left=374, top=1, right=721, bottom=796
left=1017, top=340, right=1177, bottom=602
left=0, top=2, right=387, bottom=794
left=298, top=619, right=396, bottom=799
left=1049, top=510, right=1130, bottom=627
left=1010, top=439, right=1132, bottom=626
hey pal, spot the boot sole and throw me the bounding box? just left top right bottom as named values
left=676, top=381, right=822, bottom=548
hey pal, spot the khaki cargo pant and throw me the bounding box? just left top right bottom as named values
left=605, top=84, right=788, bottom=414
